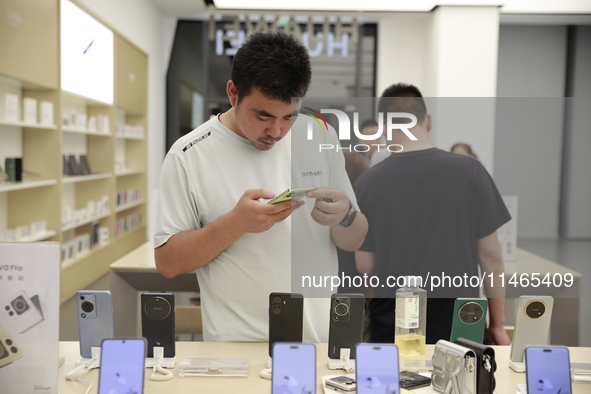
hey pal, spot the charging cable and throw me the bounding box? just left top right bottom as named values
left=260, top=367, right=272, bottom=380
left=66, top=348, right=101, bottom=394
left=150, top=347, right=173, bottom=381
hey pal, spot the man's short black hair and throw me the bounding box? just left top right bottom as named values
left=378, top=83, right=428, bottom=123
left=231, top=31, right=311, bottom=104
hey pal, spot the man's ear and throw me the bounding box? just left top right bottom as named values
left=426, top=114, right=432, bottom=132
left=227, top=80, right=238, bottom=107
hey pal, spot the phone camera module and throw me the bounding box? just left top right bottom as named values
left=11, top=296, right=29, bottom=315
left=81, top=301, right=95, bottom=313
left=525, top=301, right=546, bottom=319
left=273, top=307, right=281, bottom=315
left=273, top=296, right=281, bottom=304
left=335, top=303, right=349, bottom=317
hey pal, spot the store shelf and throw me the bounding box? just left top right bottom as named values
left=12, top=230, right=57, bottom=242
left=115, top=134, right=144, bottom=140
left=0, top=119, right=57, bottom=130
left=115, top=169, right=144, bottom=177
left=115, top=199, right=144, bottom=213
left=63, top=127, right=112, bottom=136
left=116, top=223, right=145, bottom=241
left=62, top=211, right=111, bottom=232
left=0, top=179, right=57, bottom=193
left=61, top=242, right=109, bottom=269
left=62, top=90, right=113, bottom=107
left=62, top=173, right=111, bottom=184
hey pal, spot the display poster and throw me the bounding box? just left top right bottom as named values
left=0, top=242, right=60, bottom=394
left=499, top=196, right=518, bottom=261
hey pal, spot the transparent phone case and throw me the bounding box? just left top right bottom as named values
left=178, top=358, right=249, bottom=378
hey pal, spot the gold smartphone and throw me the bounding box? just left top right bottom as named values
left=267, top=187, right=315, bottom=204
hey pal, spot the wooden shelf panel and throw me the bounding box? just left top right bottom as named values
left=0, top=119, right=57, bottom=130
left=115, top=169, right=144, bottom=177
left=11, top=230, right=57, bottom=242
left=63, top=127, right=112, bottom=136
left=115, top=134, right=144, bottom=140
left=115, top=199, right=144, bottom=213
left=0, top=179, right=57, bottom=193
left=62, top=211, right=111, bottom=232
left=62, top=173, right=112, bottom=184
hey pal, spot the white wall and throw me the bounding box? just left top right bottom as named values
left=75, top=0, right=170, bottom=241
left=494, top=25, right=567, bottom=238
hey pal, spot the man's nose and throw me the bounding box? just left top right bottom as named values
left=266, top=120, right=282, bottom=137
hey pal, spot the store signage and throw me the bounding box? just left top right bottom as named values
left=209, top=15, right=358, bottom=57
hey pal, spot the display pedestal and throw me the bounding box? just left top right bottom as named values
left=509, top=359, right=526, bottom=373
left=327, top=348, right=355, bottom=372
left=145, top=346, right=176, bottom=368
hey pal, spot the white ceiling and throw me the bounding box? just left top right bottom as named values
left=150, top=0, right=591, bottom=17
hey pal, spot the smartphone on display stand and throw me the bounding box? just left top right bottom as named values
left=272, top=343, right=316, bottom=394
left=269, top=292, right=303, bottom=357
left=328, top=293, right=364, bottom=359
left=450, top=298, right=488, bottom=343
left=141, top=292, right=175, bottom=358
left=268, top=187, right=315, bottom=204
left=76, top=290, right=114, bottom=358
left=510, top=295, right=554, bottom=362
left=355, top=344, right=400, bottom=394
left=98, top=338, right=146, bottom=394
left=525, top=346, right=572, bottom=394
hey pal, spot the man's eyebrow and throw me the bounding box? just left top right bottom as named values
left=252, top=108, right=298, bottom=118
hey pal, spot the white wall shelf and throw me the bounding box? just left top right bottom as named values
left=115, top=169, right=144, bottom=177
left=115, top=199, right=144, bottom=213
left=62, top=211, right=111, bottom=232
left=115, top=134, right=144, bottom=140
left=62, top=173, right=112, bottom=184
left=12, top=230, right=57, bottom=242
left=63, top=127, right=112, bottom=136
left=0, top=119, right=57, bottom=130
left=61, top=242, right=109, bottom=269
left=0, top=179, right=57, bottom=193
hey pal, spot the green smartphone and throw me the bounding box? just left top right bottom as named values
left=267, top=186, right=315, bottom=204
left=450, top=298, right=488, bottom=343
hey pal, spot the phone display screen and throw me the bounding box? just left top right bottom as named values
left=356, top=344, right=400, bottom=394
left=98, top=338, right=146, bottom=394
left=272, top=343, right=316, bottom=394
left=526, top=347, right=571, bottom=394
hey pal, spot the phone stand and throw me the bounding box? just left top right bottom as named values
left=145, top=346, right=176, bottom=368
left=509, top=360, right=526, bottom=373
left=75, top=346, right=101, bottom=367
left=267, top=356, right=272, bottom=369
left=327, top=348, right=355, bottom=372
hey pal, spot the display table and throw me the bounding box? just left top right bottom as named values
left=110, top=243, right=582, bottom=343
left=58, top=341, right=590, bottom=393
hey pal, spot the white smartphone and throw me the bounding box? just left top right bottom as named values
left=510, top=295, right=554, bottom=362
left=272, top=342, right=316, bottom=394
left=325, top=374, right=356, bottom=392
left=98, top=338, right=146, bottom=394
left=356, top=344, right=400, bottom=394
left=268, top=187, right=315, bottom=204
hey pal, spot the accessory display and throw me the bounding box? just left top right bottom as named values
left=338, top=200, right=357, bottom=228
left=431, top=340, right=477, bottom=394
left=454, top=337, right=496, bottom=394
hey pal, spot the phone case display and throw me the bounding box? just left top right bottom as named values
left=0, top=242, right=60, bottom=393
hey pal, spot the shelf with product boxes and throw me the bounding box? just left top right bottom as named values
left=0, top=0, right=148, bottom=304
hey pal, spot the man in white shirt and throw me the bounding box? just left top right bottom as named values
left=154, top=32, right=368, bottom=342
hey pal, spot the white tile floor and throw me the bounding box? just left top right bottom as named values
left=518, top=239, right=591, bottom=347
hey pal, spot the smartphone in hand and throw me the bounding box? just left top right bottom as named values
left=268, top=187, right=315, bottom=204
left=98, top=338, right=146, bottom=394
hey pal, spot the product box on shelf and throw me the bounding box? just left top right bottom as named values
left=0, top=242, right=60, bottom=393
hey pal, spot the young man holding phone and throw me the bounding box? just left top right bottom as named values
left=154, top=32, right=368, bottom=342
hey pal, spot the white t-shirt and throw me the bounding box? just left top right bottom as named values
left=155, top=115, right=357, bottom=342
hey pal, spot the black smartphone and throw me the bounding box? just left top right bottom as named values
left=525, top=346, right=572, bottom=394
left=400, top=370, right=431, bottom=390
left=272, top=343, right=316, bottom=394
left=141, top=293, right=175, bottom=358
left=269, top=292, right=303, bottom=357
left=328, top=293, right=364, bottom=359
left=356, top=344, right=400, bottom=394
left=98, top=338, right=146, bottom=394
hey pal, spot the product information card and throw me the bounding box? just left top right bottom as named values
left=0, top=242, right=60, bottom=394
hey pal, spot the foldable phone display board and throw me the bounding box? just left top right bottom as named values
left=0, top=242, right=60, bottom=393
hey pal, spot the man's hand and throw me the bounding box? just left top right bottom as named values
left=306, top=187, right=350, bottom=226
left=229, top=189, right=304, bottom=233
left=487, top=323, right=512, bottom=345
